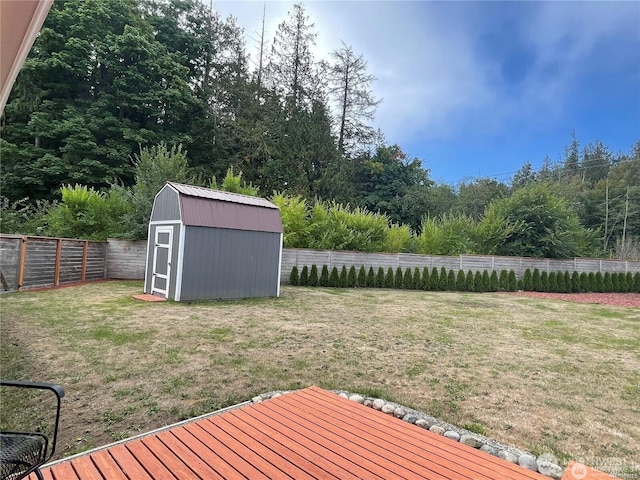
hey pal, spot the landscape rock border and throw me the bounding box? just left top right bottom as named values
left=252, top=389, right=564, bottom=480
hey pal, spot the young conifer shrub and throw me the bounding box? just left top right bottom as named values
left=466, top=270, right=475, bottom=292
left=563, top=271, right=571, bottom=293
left=340, top=266, right=348, bottom=287
left=634, top=272, right=640, bottom=293
left=367, top=267, right=376, bottom=287
left=508, top=270, right=517, bottom=291
left=571, top=271, right=580, bottom=293
left=523, top=269, right=533, bottom=291
left=430, top=267, right=439, bottom=291
left=549, top=271, right=558, bottom=292
left=319, top=265, right=329, bottom=287
left=347, top=266, right=357, bottom=287
left=422, top=268, right=430, bottom=290
left=299, top=266, right=309, bottom=286
left=439, top=267, right=448, bottom=291
left=557, top=270, right=565, bottom=293
left=595, top=272, right=604, bottom=292
left=376, top=267, right=385, bottom=288
left=489, top=270, right=499, bottom=292
left=456, top=270, right=466, bottom=291
left=385, top=267, right=395, bottom=288
left=498, top=270, right=508, bottom=291
left=395, top=267, right=404, bottom=289
left=625, top=272, right=633, bottom=293
left=540, top=271, right=549, bottom=292
left=617, top=272, right=627, bottom=293
left=474, top=271, right=484, bottom=292
left=403, top=268, right=413, bottom=289
left=358, top=266, right=367, bottom=287
left=611, top=272, right=619, bottom=292
left=329, top=267, right=340, bottom=287
left=413, top=268, right=422, bottom=290
left=447, top=269, right=456, bottom=291
left=579, top=272, right=588, bottom=293
left=308, top=265, right=318, bottom=286
left=482, top=270, right=490, bottom=292
left=603, top=272, right=612, bottom=293
left=532, top=268, right=542, bottom=292
left=289, top=266, right=299, bottom=286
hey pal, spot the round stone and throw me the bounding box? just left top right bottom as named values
left=349, top=394, right=365, bottom=404
left=415, top=419, right=430, bottom=429
left=429, top=425, right=446, bottom=435
left=498, top=450, right=518, bottom=464
left=402, top=414, right=419, bottom=424
left=393, top=407, right=406, bottom=418
left=518, top=454, right=538, bottom=471
left=372, top=399, right=385, bottom=410
left=381, top=404, right=396, bottom=415
left=444, top=431, right=461, bottom=442
left=480, top=445, right=496, bottom=456
left=460, top=434, right=482, bottom=448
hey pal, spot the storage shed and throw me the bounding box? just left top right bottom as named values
left=144, top=182, right=283, bottom=301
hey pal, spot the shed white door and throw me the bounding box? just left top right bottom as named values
left=151, top=226, right=173, bottom=298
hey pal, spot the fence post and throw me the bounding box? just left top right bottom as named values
left=81, top=240, right=89, bottom=281
left=17, top=236, right=28, bottom=290
left=54, top=238, right=62, bottom=286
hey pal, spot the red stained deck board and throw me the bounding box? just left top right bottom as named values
left=41, top=386, right=556, bottom=480
left=297, top=386, right=547, bottom=480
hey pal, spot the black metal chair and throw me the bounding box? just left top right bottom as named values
left=0, top=380, right=64, bottom=480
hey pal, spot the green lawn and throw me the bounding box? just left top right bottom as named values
left=1, top=281, right=638, bottom=473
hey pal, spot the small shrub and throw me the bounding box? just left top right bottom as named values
left=474, top=271, right=484, bottom=292
left=625, top=272, right=633, bottom=293
left=299, top=266, right=309, bottom=286
left=540, top=271, right=549, bottom=292
left=376, top=267, right=385, bottom=288
left=422, top=268, right=430, bottom=291
left=634, top=272, right=640, bottom=293
left=357, top=266, right=366, bottom=287
left=403, top=268, right=413, bottom=289
left=571, top=271, right=580, bottom=293
left=308, top=265, right=318, bottom=286
left=329, top=267, right=340, bottom=287
left=508, top=270, right=517, bottom=291
left=523, top=269, right=533, bottom=291
left=579, top=272, right=588, bottom=292
left=564, top=271, right=571, bottom=293
left=532, top=268, right=542, bottom=292
left=548, top=271, right=558, bottom=293
left=466, top=270, right=475, bottom=292
left=556, top=270, right=565, bottom=293
left=385, top=267, right=394, bottom=288
left=482, top=270, right=490, bottom=292
left=347, top=266, right=357, bottom=287
left=395, top=267, right=404, bottom=289
left=367, top=267, right=376, bottom=288
left=447, top=269, right=456, bottom=291
left=439, top=267, right=448, bottom=291
left=617, top=272, right=627, bottom=293
left=340, top=266, right=348, bottom=287
left=498, top=270, right=508, bottom=291
left=430, top=268, right=439, bottom=291
left=489, top=271, right=499, bottom=292
left=456, top=270, right=466, bottom=291
left=595, top=272, right=604, bottom=292
left=611, top=272, right=619, bottom=293
left=319, top=265, right=329, bottom=287
left=289, top=266, right=299, bottom=286
left=413, top=268, right=422, bottom=290
left=603, top=272, right=612, bottom=293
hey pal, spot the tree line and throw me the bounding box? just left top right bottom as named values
left=1, top=0, right=638, bottom=259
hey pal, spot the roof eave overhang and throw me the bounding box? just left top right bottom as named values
left=0, top=0, right=53, bottom=114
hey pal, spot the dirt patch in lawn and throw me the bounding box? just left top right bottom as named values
left=511, top=292, right=640, bottom=308
left=1, top=281, right=639, bottom=474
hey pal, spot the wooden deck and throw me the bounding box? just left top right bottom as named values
left=34, top=386, right=553, bottom=479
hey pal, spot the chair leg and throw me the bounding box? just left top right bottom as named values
left=35, top=468, right=44, bottom=480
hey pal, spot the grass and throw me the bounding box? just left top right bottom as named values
left=0, top=281, right=639, bottom=471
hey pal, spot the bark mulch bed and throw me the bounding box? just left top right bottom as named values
left=511, top=291, right=640, bottom=308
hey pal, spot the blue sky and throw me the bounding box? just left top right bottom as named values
left=215, top=1, right=640, bottom=186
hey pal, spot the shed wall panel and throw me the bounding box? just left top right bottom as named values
left=150, top=187, right=181, bottom=222
left=179, top=227, right=280, bottom=300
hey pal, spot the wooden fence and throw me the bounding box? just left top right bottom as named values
left=2, top=235, right=638, bottom=290
left=0, top=235, right=106, bottom=291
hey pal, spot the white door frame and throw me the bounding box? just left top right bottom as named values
left=151, top=226, right=173, bottom=297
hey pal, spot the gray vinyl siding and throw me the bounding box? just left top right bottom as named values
left=179, top=226, right=280, bottom=300
left=150, top=187, right=181, bottom=222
